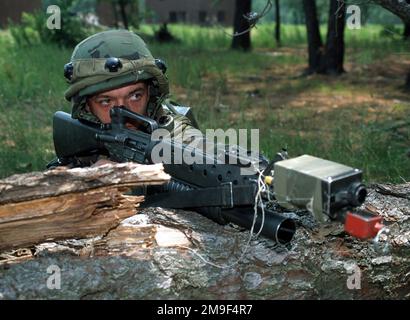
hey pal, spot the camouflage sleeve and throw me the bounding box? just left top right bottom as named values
left=172, top=113, right=204, bottom=143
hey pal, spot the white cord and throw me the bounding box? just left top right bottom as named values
left=174, top=168, right=268, bottom=269
left=254, top=168, right=267, bottom=237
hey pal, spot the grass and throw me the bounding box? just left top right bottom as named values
left=0, top=23, right=409, bottom=183
left=0, top=35, right=71, bottom=176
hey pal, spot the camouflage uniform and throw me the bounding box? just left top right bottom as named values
left=48, top=30, right=200, bottom=168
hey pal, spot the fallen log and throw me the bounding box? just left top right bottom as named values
left=0, top=163, right=170, bottom=252
left=0, top=182, right=409, bottom=299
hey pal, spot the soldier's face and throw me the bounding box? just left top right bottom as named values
left=87, top=82, right=150, bottom=129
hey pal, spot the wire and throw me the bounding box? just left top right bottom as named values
left=254, top=168, right=267, bottom=237
left=223, top=0, right=273, bottom=38
left=174, top=167, right=269, bottom=269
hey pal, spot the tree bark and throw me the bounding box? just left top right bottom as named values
left=406, top=71, right=410, bottom=90
left=118, top=0, right=129, bottom=29
left=404, top=21, right=410, bottom=39
left=231, top=0, right=252, bottom=51
left=0, top=163, right=169, bottom=252
left=372, top=0, right=410, bottom=24
left=322, top=0, right=346, bottom=75
left=274, top=0, right=281, bottom=46
left=129, top=0, right=140, bottom=29
left=303, top=0, right=323, bottom=73
left=111, top=1, right=119, bottom=28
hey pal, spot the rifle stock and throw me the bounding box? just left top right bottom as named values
left=53, top=111, right=104, bottom=159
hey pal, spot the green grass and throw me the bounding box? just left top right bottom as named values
left=0, top=36, right=71, bottom=176
left=0, top=23, right=409, bottom=183
left=193, top=98, right=410, bottom=183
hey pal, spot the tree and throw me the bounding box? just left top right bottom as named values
left=371, top=0, right=410, bottom=88
left=118, top=0, right=129, bottom=29
left=231, top=0, right=252, bottom=50
left=406, top=19, right=410, bottom=89
left=111, top=1, right=119, bottom=28
left=404, top=21, right=410, bottom=39
left=322, top=0, right=346, bottom=74
left=372, top=0, right=410, bottom=24
left=303, top=0, right=323, bottom=73
left=302, top=0, right=346, bottom=75
left=99, top=0, right=140, bottom=29
left=274, top=0, right=281, bottom=46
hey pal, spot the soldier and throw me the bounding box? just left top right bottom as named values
left=47, top=29, right=200, bottom=168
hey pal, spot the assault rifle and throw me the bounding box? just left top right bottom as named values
left=51, top=107, right=381, bottom=244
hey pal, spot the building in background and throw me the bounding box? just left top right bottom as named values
left=145, top=0, right=235, bottom=26
left=97, top=0, right=235, bottom=27
left=0, top=0, right=41, bottom=28
left=0, top=0, right=235, bottom=28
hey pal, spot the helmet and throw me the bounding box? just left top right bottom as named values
left=63, top=29, right=169, bottom=122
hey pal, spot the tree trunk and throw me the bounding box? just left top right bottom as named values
left=404, top=21, right=410, bottom=39
left=303, top=0, right=323, bottom=74
left=231, top=0, right=252, bottom=51
left=112, top=1, right=119, bottom=28
left=406, top=71, right=410, bottom=90
left=0, top=163, right=169, bottom=252
left=372, top=0, right=410, bottom=24
left=274, top=0, right=281, bottom=46
left=118, top=0, right=129, bottom=29
left=129, top=0, right=140, bottom=29
left=322, top=0, right=346, bottom=75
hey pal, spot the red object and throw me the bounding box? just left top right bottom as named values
left=344, top=211, right=384, bottom=240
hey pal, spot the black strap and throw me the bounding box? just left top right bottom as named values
left=141, top=184, right=256, bottom=209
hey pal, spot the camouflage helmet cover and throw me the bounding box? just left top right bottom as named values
left=64, top=30, right=169, bottom=120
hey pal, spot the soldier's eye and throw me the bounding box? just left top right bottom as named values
left=129, top=93, right=142, bottom=101
left=98, top=98, right=111, bottom=106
